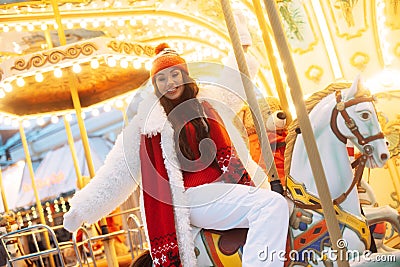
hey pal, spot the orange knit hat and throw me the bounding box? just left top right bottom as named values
left=150, top=43, right=189, bottom=77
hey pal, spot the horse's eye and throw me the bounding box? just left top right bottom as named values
left=360, top=112, right=370, bottom=120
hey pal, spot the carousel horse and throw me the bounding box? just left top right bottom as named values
left=132, top=76, right=399, bottom=266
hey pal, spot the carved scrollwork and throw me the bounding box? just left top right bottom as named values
left=107, top=41, right=155, bottom=57
left=11, top=42, right=98, bottom=71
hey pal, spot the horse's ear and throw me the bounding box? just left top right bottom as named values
left=343, top=74, right=369, bottom=100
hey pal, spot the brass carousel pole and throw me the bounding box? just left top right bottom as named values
left=251, top=0, right=292, bottom=124
left=19, top=122, right=55, bottom=267
left=0, top=168, right=9, bottom=212
left=42, top=25, right=84, bottom=191
left=261, top=0, right=348, bottom=266
left=49, top=1, right=118, bottom=266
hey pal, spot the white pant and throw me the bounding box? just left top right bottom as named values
left=185, top=183, right=289, bottom=267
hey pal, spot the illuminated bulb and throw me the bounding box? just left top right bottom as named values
left=115, top=99, right=124, bottom=108
left=66, top=3, right=72, bottom=9
left=107, top=57, right=117, bottom=67
left=0, top=89, right=5, bottom=98
left=92, top=20, right=100, bottom=28
left=104, top=1, right=110, bottom=7
left=105, top=20, right=112, bottom=27
left=15, top=25, right=22, bottom=32
left=27, top=24, right=34, bottom=31
left=81, top=112, right=86, bottom=119
left=16, top=77, right=25, bottom=87
left=103, top=104, right=112, bottom=112
left=65, top=113, right=73, bottom=121
left=3, top=25, right=9, bottom=32
left=53, top=23, right=58, bottom=30
left=130, top=19, right=136, bottom=26
left=4, top=117, right=11, bottom=125
left=67, top=22, right=74, bottom=29
left=40, top=23, right=48, bottom=30
left=117, top=19, right=125, bottom=26
left=3, top=83, right=12, bottom=92
left=36, top=117, right=45, bottom=126
left=72, top=63, right=82, bottom=73
left=142, top=17, right=149, bottom=25
left=51, top=115, right=59, bottom=124
left=120, top=58, right=128, bottom=68
left=91, top=108, right=100, bottom=116
left=115, top=1, right=122, bottom=7
left=80, top=21, right=87, bottom=28
left=54, top=68, right=62, bottom=78
left=91, top=59, right=100, bottom=69
left=22, top=120, right=31, bottom=128
left=35, top=72, right=44, bottom=82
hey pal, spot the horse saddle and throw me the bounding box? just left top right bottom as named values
left=202, top=228, right=248, bottom=255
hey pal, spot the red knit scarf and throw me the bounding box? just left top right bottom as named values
left=140, top=101, right=253, bottom=266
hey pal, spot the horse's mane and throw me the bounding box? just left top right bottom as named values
left=284, top=82, right=352, bottom=176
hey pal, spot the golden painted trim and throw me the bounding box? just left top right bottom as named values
left=371, top=1, right=385, bottom=67
left=350, top=52, right=370, bottom=70
left=305, top=65, right=324, bottom=83
left=395, top=43, right=400, bottom=58
left=11, top=42, right=98, bottom=71
left=326, top=0, right=368, bottom=40
left=291, top=3, right=319, bottom=55
left=0, top=68, right=3, bottom=81
left=107, top=41, right=154, bottom=57
left=0, top=0, right=89, bottom=10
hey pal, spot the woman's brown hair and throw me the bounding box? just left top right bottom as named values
left=154, top=71, right=216, bottom=169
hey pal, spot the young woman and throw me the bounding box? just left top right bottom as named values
left=63, top=43, right=289, bottom=267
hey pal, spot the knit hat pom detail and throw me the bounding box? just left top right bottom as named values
left=155, top=43, right=171, bottom=55
left=151, top=43, right=189, bottom=77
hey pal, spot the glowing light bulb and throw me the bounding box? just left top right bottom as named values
left=40, top=23, right=48, bottom=30
left=16, top=77, right=25, bottom=87
left=35, top=72, right=44, bottom=82
left=54, top=68, right=62, bottom=78
left=107, top=57, right=117, bottom=67
left=36, top=117, right=45, bottom=126
left=65, top=113, right=73, bottom=121
left=120, top=58, right=129, bottom=68
left=72, top=63, right=82, bottom=73
left=51, top=115, right=59, bottom=124
left=91, top=59, right=100, bottom=69
left=3, top=82, right=12, bottom=92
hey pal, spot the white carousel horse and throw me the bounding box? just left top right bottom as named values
left=131, top=77, right=400, bottom=266
left=284, top=77, right=393, bottom=266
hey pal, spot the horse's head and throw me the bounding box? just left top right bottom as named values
left=333, top=76, right=389, bottom=168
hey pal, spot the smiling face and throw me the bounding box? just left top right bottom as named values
left=154, top=67, right=185, bottom=101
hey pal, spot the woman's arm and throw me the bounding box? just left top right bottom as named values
left=63, top=120, right=141, bottom=232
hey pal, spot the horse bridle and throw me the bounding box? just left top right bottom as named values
left=291, top=90, right=385, bottom=210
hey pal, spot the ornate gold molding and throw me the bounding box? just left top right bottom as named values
left=0, top=68, right=3, bottom=81
left=350, top=52, right=369, bottom=70
left=107, top=41, right=155, bottom=57
left=381, top=114, right=400, bottom=158
left=11, top=42, right=98, bottom=71
left=305, top=65, right=323, bottom=82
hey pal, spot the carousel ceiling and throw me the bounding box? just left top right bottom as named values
left=0, top=0, right=400, bottom=145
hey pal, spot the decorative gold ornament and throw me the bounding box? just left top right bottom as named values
left=107, top=41, right=155, bottom=57
left=11, top=42, right=98, bottom=71
left=305, top=65, right=323, bottom=82
left=350, top=52, right=369, bottom=70
left=0, top=68, right=3, bottom=81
